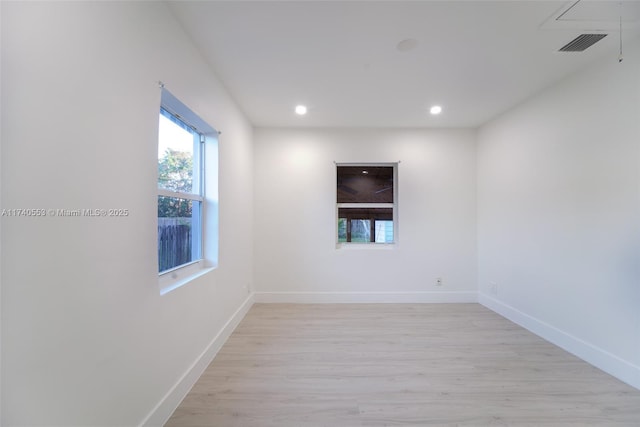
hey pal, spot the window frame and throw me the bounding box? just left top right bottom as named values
left=336, top=162, right=398, bottom=247
left=157, top=89, right=218, bottom=294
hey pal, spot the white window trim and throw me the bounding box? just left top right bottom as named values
left=157, top=188, right=204, bottom=201
left=159, top=262, right=214, bottom=295
left=337, top=203, right=393, bottom=209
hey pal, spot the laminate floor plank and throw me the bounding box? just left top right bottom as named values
left=166, top=304, right=640, bottom=426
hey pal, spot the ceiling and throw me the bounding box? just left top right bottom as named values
left=168, top=1, right=640, bottom=128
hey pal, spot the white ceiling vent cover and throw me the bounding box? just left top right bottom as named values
left=559, top=33, right=607, bottom=52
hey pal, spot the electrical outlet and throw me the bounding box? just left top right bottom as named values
left=490, top=281, right=498, bottom=295
left=436, top=277, right=443, bottom=287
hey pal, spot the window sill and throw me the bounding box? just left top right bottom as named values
left=159, top=264, right=215, bottom=295
left=336, top=243, right=397, bottom=250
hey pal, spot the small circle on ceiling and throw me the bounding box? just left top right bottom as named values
left=396, top=38, right=419, bottom=52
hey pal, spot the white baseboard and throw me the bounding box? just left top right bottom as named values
left=478, top=293, right=640, bottom=391
left=254, top=291, right=478, bottom=304
left=139, top=293, right=255, bottom=427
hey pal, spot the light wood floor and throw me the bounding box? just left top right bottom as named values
left=166, top=304, right=640, bottom=426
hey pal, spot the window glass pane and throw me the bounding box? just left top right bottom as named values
left=158, top=110, right=198, bottom=193
left=338, top=208, right=393, bottom=220
left=350, top=219, right=371, bottom=242
left=338, top=208, right=393, bottom=243
left=158, top=196, right=202, bottom=273
left=337, top=166, right=394, bottom=203
left=338, top=218, right=347, bottom=242
left=375, top=220, right=394, bottom=243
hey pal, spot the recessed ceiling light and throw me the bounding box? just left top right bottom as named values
left=362, top=170, right=369, bottom=174
left=295, top=105, right=307, bottom=115
left=430, top=105, right=442, bottom=115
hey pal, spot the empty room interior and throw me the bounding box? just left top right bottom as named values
left=2, top=0, right=640, bottom=425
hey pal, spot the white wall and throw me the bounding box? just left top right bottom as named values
left=1, top=2, right=253, bottom=425
left=0, top=1, right=3, bottom=420
left=477, top=42, right=640, bottom=388
left=253, top=129, right=477, bottom=302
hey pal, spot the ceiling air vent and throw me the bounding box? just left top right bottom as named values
left=559, top=34, right=607, bottom=52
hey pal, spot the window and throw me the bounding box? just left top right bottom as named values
left=337, top=164, right=396, bottom=244
left=157, top=89, right=218, bottom=292
left=158, top=107, right=203, bottom=272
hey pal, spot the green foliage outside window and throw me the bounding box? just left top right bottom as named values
left=158, top=148, right=193, bottom=218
